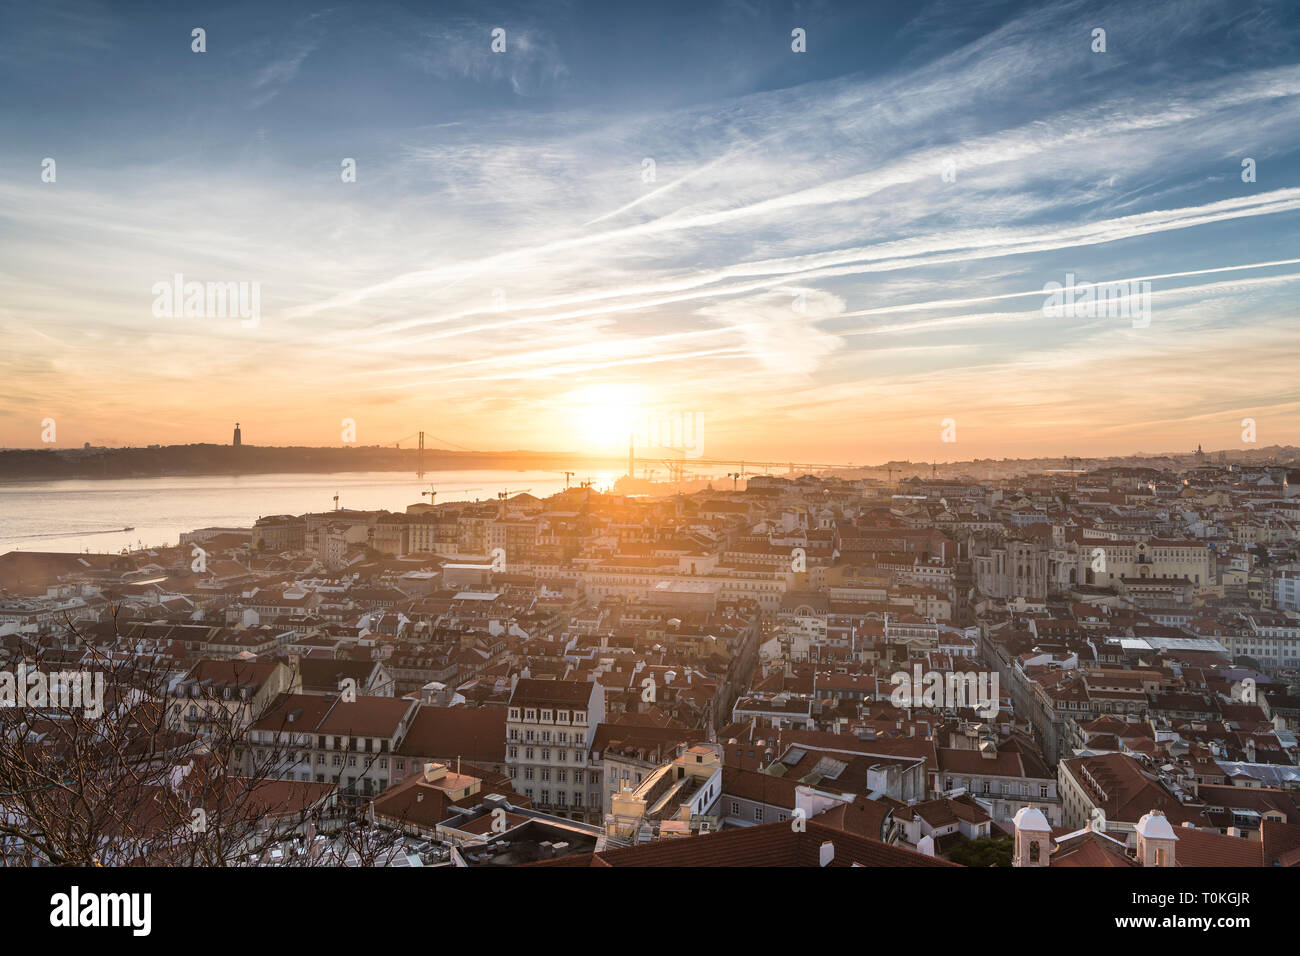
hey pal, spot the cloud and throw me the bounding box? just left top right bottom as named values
left=1, top=0, right=1298, bottom=457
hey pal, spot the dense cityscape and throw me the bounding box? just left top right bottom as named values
left=4, top=440, right=1299, bottom=873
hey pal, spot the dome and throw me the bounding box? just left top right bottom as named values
left=1136, top=810, right=1178, bottom=841
left=1013, top=805, right=1051, bottom=832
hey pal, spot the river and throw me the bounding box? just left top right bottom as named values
left=0, top=470, right=620, bottom=554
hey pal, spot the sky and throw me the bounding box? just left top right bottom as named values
left=2, top=0, right=1299, bottom=465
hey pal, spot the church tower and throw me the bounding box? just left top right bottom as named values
left=1012, top=805, right=1052, bottom=867
left=1135, top=810, right=1178, bottom=867
left=233, top=422, right=242, bottom=447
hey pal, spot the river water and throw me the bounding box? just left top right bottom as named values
left=0, top=470, right=619, bottom=554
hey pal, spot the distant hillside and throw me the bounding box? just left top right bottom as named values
left=0, top=444, right=623, bottom=481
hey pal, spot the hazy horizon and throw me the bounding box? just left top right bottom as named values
left=4, top=433, right=1296, bottom=468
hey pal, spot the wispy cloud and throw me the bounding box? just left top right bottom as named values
left=1, top=0, right=1297, bottom=459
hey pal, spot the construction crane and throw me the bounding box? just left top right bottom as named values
left=422, top=486, right=482, bottom=504
left=563, top=471, right=575, bottom=489
left=497, top=488, right=533, bottom=500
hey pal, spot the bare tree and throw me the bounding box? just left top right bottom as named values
left=0, top=610, right=418, bottom=867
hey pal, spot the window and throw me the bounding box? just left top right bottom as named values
left=730, top=801, right=740, bottom=815
left=754, top=807, right=764, bottom=822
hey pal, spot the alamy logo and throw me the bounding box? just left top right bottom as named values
left=890, top=665, right=1000, bottom=719
left=50, top=886, right=151, bottom=936
left=634, top=410, right=703, bottom=459
left=1042, top=273, right=1151, bottom=328
left=0, top=663, right=104, bottom=718
left=1231, top=678, right=1256, bottom=703
left=151, top=273, right=260, bottom=328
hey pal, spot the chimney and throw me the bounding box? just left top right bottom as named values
left=819, top=841, right=835, bottom=867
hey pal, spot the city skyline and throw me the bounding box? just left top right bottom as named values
left=3, top=0, right=1299, bottom=460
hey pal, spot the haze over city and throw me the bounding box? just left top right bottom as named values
left=3, top=0, right=1299, bottom=461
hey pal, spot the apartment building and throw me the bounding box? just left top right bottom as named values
left=506, top=678, right=606, bottom=823
left=167, top=658, right=299, bottom=736
left=245, top=692, right=420, bottom=801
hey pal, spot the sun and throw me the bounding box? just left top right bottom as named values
left=565, top=384, right=646, bottom=452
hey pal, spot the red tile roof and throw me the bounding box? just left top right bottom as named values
left=530, top=820, right=957, bottom=867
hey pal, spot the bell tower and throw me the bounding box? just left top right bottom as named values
left=1135, top=810, right=1178, bottom=867
left=1012, top=805, right=1052, bottom=867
